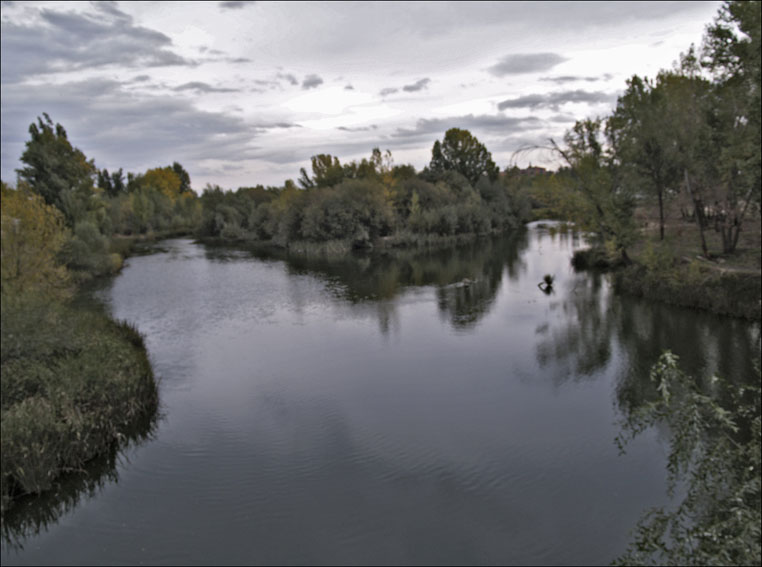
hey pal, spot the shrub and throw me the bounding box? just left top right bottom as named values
left=0, top=301, right=158, bottom=515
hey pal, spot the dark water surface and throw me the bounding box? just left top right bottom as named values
left=2, top=223, right=759, bottom=565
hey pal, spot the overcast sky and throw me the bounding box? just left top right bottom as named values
left=1, top=1, right=723, bottom=190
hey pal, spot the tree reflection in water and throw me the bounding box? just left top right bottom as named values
left=532, top=261, right=759, bottom=409
left=1, top=414, right=158, bottom=553
left=239, top=231, right=529, bottom=333
left=535, top=270, right=616, bottom=381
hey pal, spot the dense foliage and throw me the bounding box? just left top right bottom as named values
left=198, top=143, right=530, bottom=248
left=0, top=298, right=158, bottom=515
left=614, top=352, right=761, bottom=566
left=0, top=185, right=158, bottom=516
left=427, top=128, right=499, bottom=185
left=529, top=0, right=760, bottom=261
left=0, top=183, right=70, bottom=299
left=0, top=5, right=758, bottom=557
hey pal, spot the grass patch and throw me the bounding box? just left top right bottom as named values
left=573, top=205, right=761, bottom=319
left=0, top=296, right=158, bottom=515
left=612, top=262, right=761, bottom=320
left=633, top=204, right=761, bottom=272
left=571, top=247, right=619, bottom=270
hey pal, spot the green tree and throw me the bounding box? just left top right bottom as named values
left=657, top=62, right=717, bottom=257
left=615, top=351, right=760, bottom=566
left=171, top=162, right=192, bottom=193
left=701, top=0, right=761, bottom=254
left=608, top=75, right=682, bottom=240
left=553, top=119, right=638, bottom=263
left=298, top=154, right=345, bottom=188
left=97, top=168, right=126, bottom=198
left=428, top=128, right=499, bottom=186
left=16, top=114, right=95, bottom=224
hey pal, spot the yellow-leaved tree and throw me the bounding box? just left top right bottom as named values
left=142, top=167, right=182, bottom=201
left=1, top=181, right=70, bottom=300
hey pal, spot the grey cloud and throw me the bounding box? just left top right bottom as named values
left=254, top=114, right=549, bottom=171
left=252, top=122, right=301, bottom=130
left=337, top=125, right=378, bottom=132
left=392, top=114, right=545, bottom=140
left=193, top=162, right=248, bottom=178
left=497, top=90, right=616, bottom=111
left=252, top=139, right=389, bottom=166
left=219, top=1, right=256, bottom=9
left=344, top=84, right=354, bottom=90
left=92, top=1, right=132, bottom=22
left=277, top=73, right=299, bottom=86
left=487, top=53, right=567, bottom=76
left=192, top=45, right=251, bottom=65
left=497, top=133, right=556, bottom=154
left=301, top=74, right=324, bottom=90
left=379, top=78, right=431, bottom=97
left=174, top=81, right=239, bottom=93
left=548, top=114, right=577, bottom=123
left=540, top=73, right=614, bottom=84
left=402, top=78, right=431, bottom=92
left=1, top=4, right=194, bottom=83
left=1, top=78, right=259, bottom=183
left=131, top=75, right=151, bottom=82
left=253, top=78, right=280, bottom=88
left=540, top=76, right=600, bottom=84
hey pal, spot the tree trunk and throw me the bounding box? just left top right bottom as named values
left=722, top=219, right=742, bottom=254
left=684, top=169, right=709, bottom=257
left=658, top=188, right=665, bottom=241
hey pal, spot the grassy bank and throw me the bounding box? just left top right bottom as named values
left=567, top=203, right=762, bottom=321
left=611, top=262, right=761, bottom=320
left=0, top=296, right=158, bottom=515
left=572, top=245, right=762, bottom=320
left=199, top=227, right=516, bottom=258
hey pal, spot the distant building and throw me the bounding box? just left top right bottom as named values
left=520, top=166, right=547, bottom=176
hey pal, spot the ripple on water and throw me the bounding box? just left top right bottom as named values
left=4, top=233, right=757, bottom=566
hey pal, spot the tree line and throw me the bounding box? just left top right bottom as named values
left=530, top=0, right=760, bottom=263
left=2, top=1, right=758, bottom=286
left=198, top=131, right=528, bottom=249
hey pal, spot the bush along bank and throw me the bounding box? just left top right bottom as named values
left=612, top=262, right=761, bottom=321
left=572, top=247, right=762, bottom=321
left=202, top=227, right=522, bottom=260
left=0, top=298, right=159, bottom=515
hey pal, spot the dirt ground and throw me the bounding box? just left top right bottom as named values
left=632, top=199, right=761, bottom=273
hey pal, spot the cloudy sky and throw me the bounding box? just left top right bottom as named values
left=1, top=1, right=722, bottom=190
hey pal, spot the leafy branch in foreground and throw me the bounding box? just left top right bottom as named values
left=614, top=351, right=761, bottom=566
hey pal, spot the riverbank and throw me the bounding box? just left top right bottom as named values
left=0, top=225, right=170, bottom=517
left=198, top=227, right=520, bottom=258
left=572, top=247, right=762, bottom=321
left=0, top=296, right=158, bottom=516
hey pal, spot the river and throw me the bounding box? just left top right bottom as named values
left=2, top=222, right=759, bottom=565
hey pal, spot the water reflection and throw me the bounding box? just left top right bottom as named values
left=4, top=227, right=758, bottom=565
left=535, top=271, right=616, bottom=381
left=532, top=258, right=760, bottom=413
left=1, top=416, right=157, bottom=552
left=208, top=231, right=530, bottom=333
left=614, top=295, right=761, bottom=418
